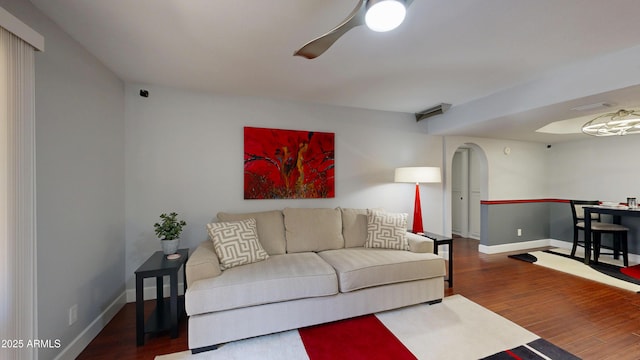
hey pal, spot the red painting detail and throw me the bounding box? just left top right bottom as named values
left=244, top=127, right=335, bottom=199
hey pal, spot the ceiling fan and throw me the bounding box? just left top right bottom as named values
left=294, top=0, right=414, bottom=59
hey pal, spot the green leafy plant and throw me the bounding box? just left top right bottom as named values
left=154, top=212, right=187, bottom=240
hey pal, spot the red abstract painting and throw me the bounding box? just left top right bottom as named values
left=244, top=127, right=335, bottom=199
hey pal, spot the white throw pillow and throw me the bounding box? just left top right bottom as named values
left=365, top=212, right=408, bottom=250
left=207, top=218, right=269, bottom=270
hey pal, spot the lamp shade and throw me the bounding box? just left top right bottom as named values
left=394, top=167, right=441, bottom=184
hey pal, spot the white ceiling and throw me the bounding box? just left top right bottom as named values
left=28, top=0, right=640, bottom=143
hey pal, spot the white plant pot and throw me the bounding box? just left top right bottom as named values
left=161, top=239, right=180, bottom=255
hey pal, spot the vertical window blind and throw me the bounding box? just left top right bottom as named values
left=1, top=23, right=37, bottom=360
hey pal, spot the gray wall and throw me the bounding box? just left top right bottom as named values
left=483, top=199, right=640, bottom=255
left=481, top=202, right=550, bottom=246
left=0, top=1, right=126, bottom=359
left=549, top=201, right=572, bottom=243
left=123, top=83, right=444, bottom=292
left=546, top=136, right=640, bottom=254
left=5, top=0, right=640, bottom=356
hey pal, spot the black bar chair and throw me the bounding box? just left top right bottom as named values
left=569, top=200, right=629, bottom=266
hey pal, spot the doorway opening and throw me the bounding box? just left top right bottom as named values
left=450, top=144, right=487, bottom=239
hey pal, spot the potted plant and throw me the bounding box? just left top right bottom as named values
left=154, top=212, right=187, bottom=255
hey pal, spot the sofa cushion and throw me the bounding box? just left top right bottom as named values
left=283, top=208, right=344, bottom=253
left=365, top=212, right=408, bottom=250
left=217, top=210, right=286, bottom=255
left=318, top=248, right=445, bottom=292
left=406, top=232, right=434, bottom=253
left=207, top=218, right=269, bottom=270
left=339, top=208, right=381, bottom=248
left=185, top=252, right=338, bottom=315
left=185, top=240, right=221, bottom=288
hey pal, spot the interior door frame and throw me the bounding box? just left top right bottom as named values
left=452, top=148, right=470, bottom=237
left=443, top=140, right=488, bottom=240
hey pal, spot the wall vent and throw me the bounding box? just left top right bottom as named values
left=415, top=103, right=451, bottom=122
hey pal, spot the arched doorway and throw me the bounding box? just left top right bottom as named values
left=444, top=141, right=488, bottom=239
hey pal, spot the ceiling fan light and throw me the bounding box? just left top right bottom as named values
left=365, top=0, right=407, bottom=32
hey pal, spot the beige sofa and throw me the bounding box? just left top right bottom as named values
left=185, top=207, right=446, bottom=353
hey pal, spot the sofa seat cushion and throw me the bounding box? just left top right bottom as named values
left=186, top=252, right=338, bottom=316
left=318, top=248, right=445, bottom=293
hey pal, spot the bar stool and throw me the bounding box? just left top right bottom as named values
left=570, top=200, right=629, bottom=266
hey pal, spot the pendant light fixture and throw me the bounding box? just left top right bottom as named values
left=582, top=109, right=640, bottom=136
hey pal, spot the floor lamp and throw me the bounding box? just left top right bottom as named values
left=394, top=167, right=441, bottom=234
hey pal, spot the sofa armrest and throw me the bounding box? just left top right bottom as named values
left=186, top=240, right=221, bottom=287
left=406, top=232, right=434, bottom=253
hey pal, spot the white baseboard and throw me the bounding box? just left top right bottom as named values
left=53, top=285, right=187, bottom=359
left=549, top=239, right=572, bottom=249
left=125, top=283, right=186, bottom=303
left=453, top=232, right=480, bottom=241
left=54, top=292, right=126, bottom=360
left=479, top=238, right=640, bottom=264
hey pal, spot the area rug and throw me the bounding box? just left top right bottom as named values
left=155, top=295, right=576, bottom=360
left=481, top=338, right=580, bottom=360
left=299, top=314, right=416, bottom=360
left=620, top=264, right=640, bottom=279
left=509, top=248, right=640, bottom=293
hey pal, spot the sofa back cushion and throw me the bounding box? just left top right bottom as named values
left=340, top=207, right=384, bottom=248
left=340, top=207, right=368, bottom=248
left=217, top=210, right=286, bottom=255
left=283, top=208, right=344, bottom=253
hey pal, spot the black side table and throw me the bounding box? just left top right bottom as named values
left=135, top=248, right=189, bottom=346
left=418, top=232, right=453, bottom=288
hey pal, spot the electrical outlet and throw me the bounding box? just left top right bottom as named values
left=69, top=304, right=78, bottom=326
left=517, top=229, right=522, bottom=237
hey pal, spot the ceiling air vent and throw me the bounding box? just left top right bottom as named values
left=415, top=103, right=451, bottom=122
left=570, top=102, right=612, bottom=111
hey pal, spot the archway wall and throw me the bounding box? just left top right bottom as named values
left=443, top=136, right=550, bottom=247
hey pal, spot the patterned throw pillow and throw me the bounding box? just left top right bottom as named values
left=207, top=218, right=269, bottom=270
left=365, top=212, right=408, bottom=250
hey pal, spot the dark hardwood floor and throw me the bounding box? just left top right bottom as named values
left=77, top=238, right=640, bottom=359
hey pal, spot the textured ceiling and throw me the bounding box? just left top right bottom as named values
left=28, top=0, right=640, bottom=142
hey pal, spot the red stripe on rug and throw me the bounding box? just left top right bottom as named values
left=299, top=315, right=417, bottom=360
left=621, top=264, right=640, bottom=279
left=505, top=349, right=523, bottom=359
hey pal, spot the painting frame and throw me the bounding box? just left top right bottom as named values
left=244, top=126, right=335, bottom=199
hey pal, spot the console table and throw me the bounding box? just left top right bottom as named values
left=135, top=248, right=189, bottom=345
left=418, top=231, right=453, bottom=287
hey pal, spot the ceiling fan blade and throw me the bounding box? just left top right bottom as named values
left=294, top=0, right=414, bottom=59
left=294, top=0, right=367, bottom=59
